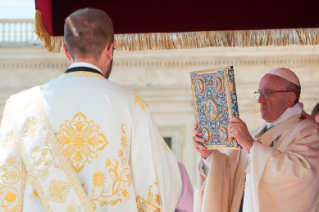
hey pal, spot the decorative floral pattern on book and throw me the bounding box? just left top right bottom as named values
left=190, top=66, right=240, bottom=149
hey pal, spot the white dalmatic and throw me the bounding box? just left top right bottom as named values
left=0, top=71, right=182, bottom=212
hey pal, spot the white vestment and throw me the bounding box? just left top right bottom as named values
left=195, top=112, right=319, bottom=212
left=0, top=68, right=182, bottom=211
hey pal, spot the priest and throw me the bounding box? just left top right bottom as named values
left=193, top=68, right=319, bottom=212
left=0, top=8, right=183, bottom=211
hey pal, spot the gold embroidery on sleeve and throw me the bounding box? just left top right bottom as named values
left=0, top=156, right=21, bottom=211
left=1, top=130, right=16, bottom=151
left=56, top=112, right=109, bottom=173
left=30, top=143, right=54, bottom=180
left=134, top=93, right=148, bottom=113
left=136, top=184, right=161, bottom=212
left=47, top=180, right=71, bottom=204
left=21, top=117, right=40, bottom=138
left=91, top=124, right=132, bottom=209
left=30, top=188, right=39, bottom=202
left=66, top=202, right=81, bottom=212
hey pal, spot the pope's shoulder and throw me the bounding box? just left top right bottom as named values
left=294, top=113, right=319, bottom=133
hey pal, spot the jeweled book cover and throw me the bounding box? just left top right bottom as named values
left=190, top=66, right=241, bottom=149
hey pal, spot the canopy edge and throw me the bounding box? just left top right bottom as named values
left=34, top=10, right=319, bottom=53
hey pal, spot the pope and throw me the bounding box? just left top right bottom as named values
left=193, top=68, right=319, bottom=212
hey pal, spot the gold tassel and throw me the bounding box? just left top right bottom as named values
left=34, top=9, right=319, bottom=53
left=34, top=10, right=63, bottom=53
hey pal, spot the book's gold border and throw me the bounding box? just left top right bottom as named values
left=190, top=66, right=240, bottom=150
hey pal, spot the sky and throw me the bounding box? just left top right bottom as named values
left=0, top=0, right=35, bottom=19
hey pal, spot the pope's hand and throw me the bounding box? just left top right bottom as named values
left=193, top=124, right=213, bottom=159
left=228, top=117, right=254, bottom=153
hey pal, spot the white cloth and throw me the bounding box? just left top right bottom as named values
left=196, top=113, right=319, bottom=212
left=201, top=102, right=305, bottom=212
left=243, top=102, right=304, bottom=211
left=0, top=67, right=182, bottom=211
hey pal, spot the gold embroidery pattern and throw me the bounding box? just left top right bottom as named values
left=0, top=130, right=16, bottom=151
left=12, top=91, right=53, bottom=212
left=136, top=184, right=161, bottom=212
left=163, top=139, right=169, bottom=152
left=30, top=188, right=39, bottom=202
left=35, top=87, right=94, bottom=211
left=0, top=156, right=21, bottom=211
left=66, top=202, right=81, bottom=212
left=30, top=142, right=56, bottom=180
left=93, top=171, right=105, bottom=188
left=134, top=93, right=148, bottom=113
left=21, top=164, right=26, bottom=209
left=91, top=124, right=132, bottom=209
left=12, top=87, right=94, bottom=212
left=61, top=71, right=104, bottom=78
left=21, top=117, right=40, bottom=138
left=57, top=112, right=109, bottom=173
left=47, top=180, right=71, bottom=204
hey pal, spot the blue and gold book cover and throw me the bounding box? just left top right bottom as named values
left=190, top=66, right=241, bottom=149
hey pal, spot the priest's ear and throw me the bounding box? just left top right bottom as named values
left=106, top=42, right=114, bottom=60
left=63, top=44, right=72, bottom=62
left=286, top=91, right=297, bottom=107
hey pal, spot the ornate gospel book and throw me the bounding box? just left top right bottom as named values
left=190, top=66, right=240, bottom=149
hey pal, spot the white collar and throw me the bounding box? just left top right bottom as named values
left=266, top=102, right=304, bottom=128
left=68, top=62, right=103, bottom=75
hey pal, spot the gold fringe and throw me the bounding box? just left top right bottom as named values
left=35, top=10, right=319, bottom=53
left=34, top=10, right=63, bottom=53
left=114, top=29, right=319, bottom=51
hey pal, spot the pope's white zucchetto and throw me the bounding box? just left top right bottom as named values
left=265, top=68, right=301, bottom=87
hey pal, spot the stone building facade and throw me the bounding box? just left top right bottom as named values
left=1, top=20, right=319, bottom=181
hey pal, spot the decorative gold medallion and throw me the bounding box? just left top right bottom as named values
left=213, top=76, right=223, bottom=93
left=47, top=180, right=71, bottom=203
left=205, top=98, right=218, bottom=121
left=219, top=126, right=229, bottom=143
left=195, top=78, right=205, bottom=94
left=21, top=117, right=40, bottom=138
left=202, top=127, right=211, bottom=142
left=57, top=112, right=109, bottom=173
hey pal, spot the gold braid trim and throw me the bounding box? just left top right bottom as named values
left=35, top=9, right=319, bottom=53
left=34, top=10, right=63, bottom=53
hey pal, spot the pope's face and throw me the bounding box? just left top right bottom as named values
left=258, top=74, right=291, bottom=122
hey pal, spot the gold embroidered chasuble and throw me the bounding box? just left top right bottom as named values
left=0, top=72, right=182, bottom=211
left=194, top=113, right=319, bottom=212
